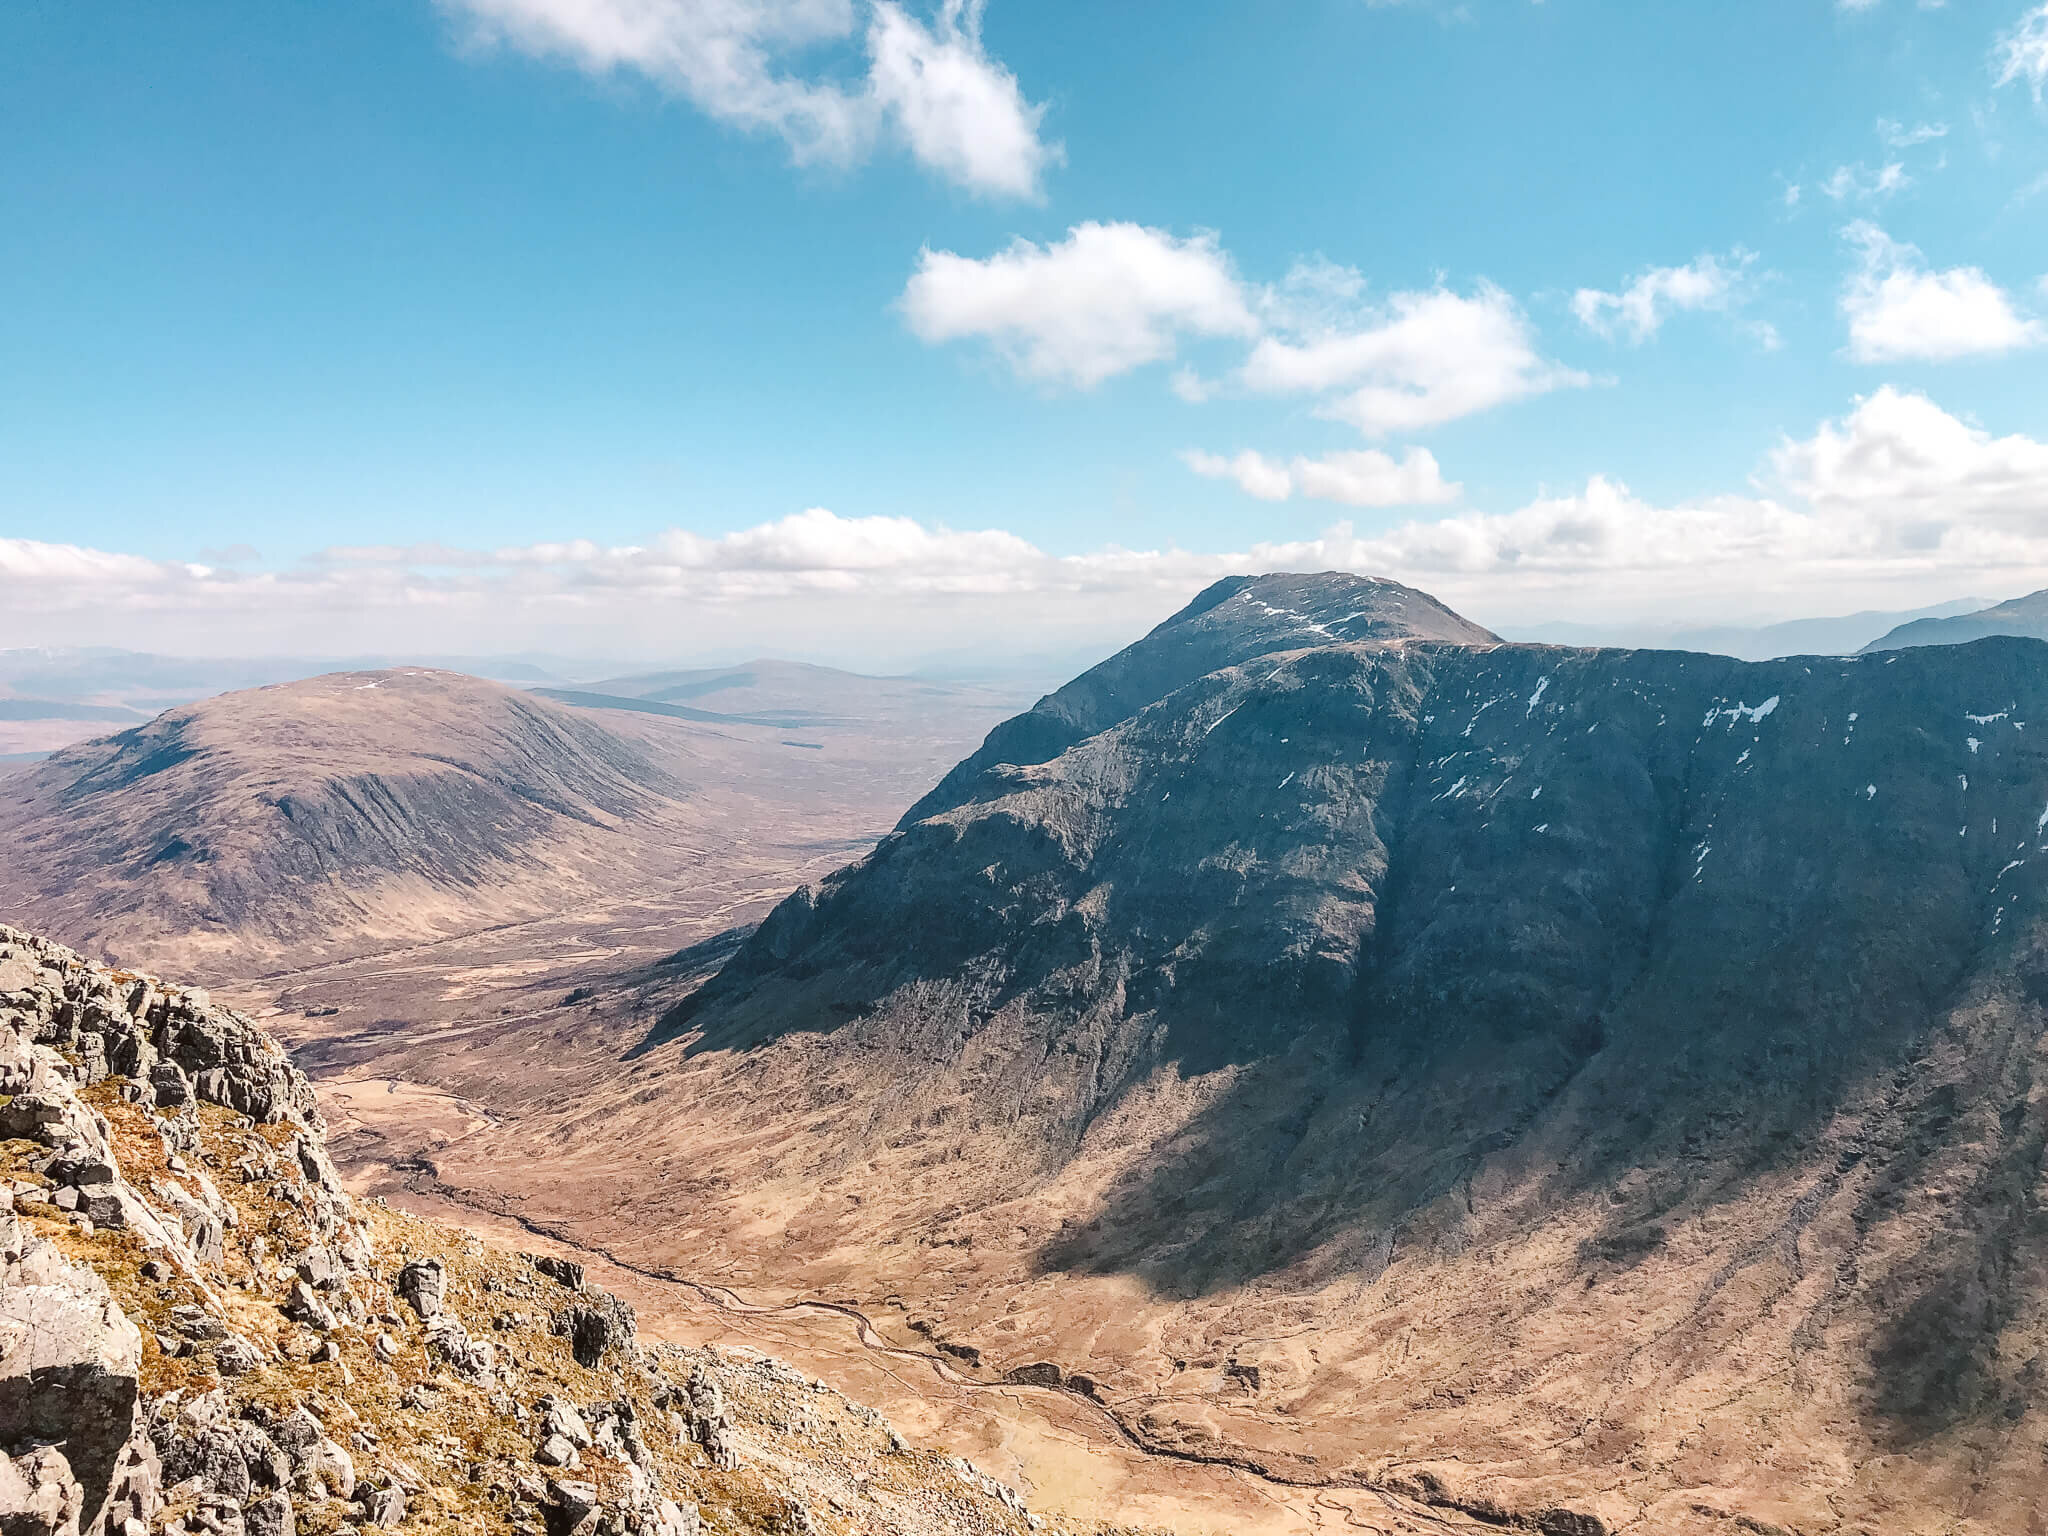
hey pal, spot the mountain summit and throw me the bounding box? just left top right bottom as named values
left=902, top=572, right=1497, bottom=825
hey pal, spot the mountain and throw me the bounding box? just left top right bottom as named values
left=0, top=670, right=696, bottom=970
left=0, top=649, right=637, bottom=757
left=1516, top=596, right=1990, bottom=660
left=902, top=571, right=1497, bottom=824
left=0, top=924, right=1100, bottom=1536
left=471, top=571, right=2048, bottom=1536
left=0, top=647, right=623, bottom=705
left=1864, top=588, right=2048, bottom=652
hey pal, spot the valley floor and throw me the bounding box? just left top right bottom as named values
left=323, top=1092, right=1510, bottom=1536
left=192, top=899, right=1500, bottom=1536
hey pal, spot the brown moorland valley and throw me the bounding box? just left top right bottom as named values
left=9, top=575, right=2048, bottom=1535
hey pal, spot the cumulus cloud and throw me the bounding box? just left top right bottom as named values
left=1239, top=283, right=1586, bottom=435
left=900, top=223, right=1258, bottom=387
left=1775, top=383, right=2048, bottom=520
left=866, top=0, right=1058, bottom=199
left=1182, top=449, right=1295, bottom=502
left=438, top=0, right=1055, bottom=198
left=1572, top=250, right=1755, bottom=343
left=901, top=238, right=1582, bottom=433
left=1996, top=3, right=2048, bottom=99
left=1840, top=221, right=2043, bottom=361
left=1183, top=447, right=1461, bottom=507
left=1268, top=388, right=2048, bottom=613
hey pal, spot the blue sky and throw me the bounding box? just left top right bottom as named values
left=5, top=0, right=2048, bottom=662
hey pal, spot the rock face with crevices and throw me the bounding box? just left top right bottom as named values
left=618, top=573, right=2048, bottom=1535
left=0, top=926, right=1137, bottom=1536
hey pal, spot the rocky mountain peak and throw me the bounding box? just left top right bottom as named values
left=902, top=571, right=1497, bottom=824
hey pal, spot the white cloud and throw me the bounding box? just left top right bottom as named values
left=438, top=0, right=1056, bottom=198
left=1296, top=449, right=1461, bottom=507
left=1774, top=384, right=2048, bottom=520
left=1265, top=388, right=2048, bottom=616
left=1571, top=250, right=1754, bottom=343
left=1876, top=118, right=1948, bottom=148
left=20, top=394, right=2048, bottom=654
left=1996, top=3, right=2048, bottom=99
left=1840, top=221, right=2043, bottom=361
left=1820, top=161, right=1911, bottom=202
left=899, top=223, right=1258, bottom=388
left=1239, top=283, right=1586, bottom=435
left=1183, top=447, right=1461, bottom=507
left=902, top=239, right=1581, bottom=433
left=866, top=0, right=1057, bottom=200
left=1182, top=450, right=1295, bottom=502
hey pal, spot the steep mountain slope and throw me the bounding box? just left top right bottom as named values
left=1865, top=587, right=2048, bottom=651
left=0, top=671, right=694, bottom=970
left=900, top=572, right=1496, bottom=825
left=0, top=924, right=1127, bottom=1536
left=426, top=576, right=2048, bottom=1536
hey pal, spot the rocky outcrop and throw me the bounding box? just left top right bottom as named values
left=0, top=926, right=1127, bottom=1536
left=0, top=1210, right=156, bottom=1536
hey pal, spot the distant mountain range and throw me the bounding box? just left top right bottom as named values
left=1863, top=588, right=2048, bottom=652
left=1512, top=595, right=1991, bottom=659
left=0, top=647, right=1058, bottom=759
left=537, top=658, right=1037, bottom=733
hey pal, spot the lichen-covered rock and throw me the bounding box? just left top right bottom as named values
left=242, top=1490, right=290, bottom=1536
left=528, top=1256, right=583, bottom=1293
left=0, top=1236, right=148, bottom=1536
left=680, top=1366, right=737, bottom=1473
left=394, top=1259, right=445, bottom=1321
left=0, top=1444, right=82, bottom=1536
left=559, top=1296, right=633, bottom=1371
left=357, top=1483, right=404, bottom=1529
left=425, top=1314, right=494, bottom=1384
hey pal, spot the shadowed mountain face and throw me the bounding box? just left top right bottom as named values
left=625, top=574, right=2048, bottom=1533
left=1866, top=587, right=2048, bottom=651
left=0, top=669, right=693, bottom=969
left=899, top=572, right=1497, bottom=826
